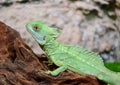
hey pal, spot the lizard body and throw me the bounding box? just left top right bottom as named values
left=26, top=21, right=120, bottom=85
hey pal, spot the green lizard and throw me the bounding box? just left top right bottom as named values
left=26, top=21, right=120, bottom=85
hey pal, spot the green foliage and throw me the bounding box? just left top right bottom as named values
left=104, top=62, right=120, bottom=72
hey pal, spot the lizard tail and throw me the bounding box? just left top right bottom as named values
left=98, top=68, right=120, bottom=85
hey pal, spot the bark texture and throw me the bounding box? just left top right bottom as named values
left=0, top=21, right=106, bottom=85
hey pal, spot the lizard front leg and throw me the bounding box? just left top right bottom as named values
left=40, top=65, right=67, bottom=76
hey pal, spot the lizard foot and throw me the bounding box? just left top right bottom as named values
left=38, top=69, right=52, bottom=75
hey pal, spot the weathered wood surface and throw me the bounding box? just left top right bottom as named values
left=0, top=21, right=106, bottom=85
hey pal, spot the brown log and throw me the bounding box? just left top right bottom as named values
left=0, top=21, right=106, bottom=85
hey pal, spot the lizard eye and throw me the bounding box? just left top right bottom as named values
left=33, top=25, right=40, bottom=31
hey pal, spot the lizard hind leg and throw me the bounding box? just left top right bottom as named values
left=40, top=65, right=68, bottom=76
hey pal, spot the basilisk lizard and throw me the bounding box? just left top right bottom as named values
left=26, top=21, right=120, bottom=85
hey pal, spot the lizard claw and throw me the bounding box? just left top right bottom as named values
left=38, top=70, right=51, bottom=75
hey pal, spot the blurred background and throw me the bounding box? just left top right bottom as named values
left=0, top=0, right=120, bottom=62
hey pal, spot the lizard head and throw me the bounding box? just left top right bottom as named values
left=26, top=21, right=60, bottom=45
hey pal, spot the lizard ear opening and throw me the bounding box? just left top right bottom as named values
left=36, top=36, right=46, bottom=45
